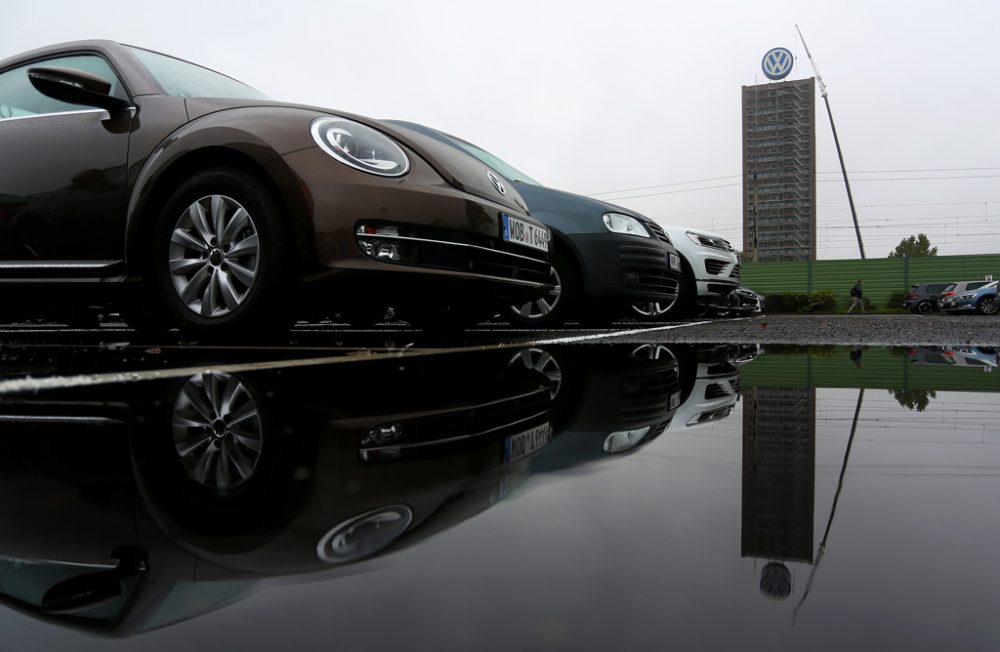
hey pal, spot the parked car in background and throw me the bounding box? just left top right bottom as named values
left=938, top=280, right=997, bottom=315
left=0, top=41, right=553, bottom=335
left=386, top=121, right=682, bottom=327
left=904, top=282, right=952, bottom=314
left=631, top=225, right=740, bottom=320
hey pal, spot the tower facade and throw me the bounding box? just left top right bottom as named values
left=742, top=78, right=817, bottom=261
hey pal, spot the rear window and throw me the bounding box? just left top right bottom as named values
left=927, top=284, right=950, bottom=293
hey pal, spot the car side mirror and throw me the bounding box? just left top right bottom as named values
left=27, top=66, right=131, bottom=113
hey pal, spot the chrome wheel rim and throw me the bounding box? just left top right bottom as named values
left=511, top=266, right=561, bottom=320
left=168, top=194, right=260, bottom=318
left=982, top=297, right=998, bottom=315
left=631, top=294, right=678, bottom=319
left=172, top=372, right=263, bottom=493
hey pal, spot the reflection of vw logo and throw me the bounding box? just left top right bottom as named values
left=761, top=47, right=794, bottom=80
left=486, top=169, right=506, bottom=195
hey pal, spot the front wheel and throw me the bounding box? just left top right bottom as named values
left=630, top=262, right=692, bottom=322
left=151, top=168, right=293, bottom=338
left=978, top=295, right=998, bottom=315
left=913, top=300, right=933, bottom=315
left=506, top=250, right=577, bottom=327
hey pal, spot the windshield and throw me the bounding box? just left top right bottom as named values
left=128, top=46, right=270, bottom=100
left=450, top=138, right=540, bottom=186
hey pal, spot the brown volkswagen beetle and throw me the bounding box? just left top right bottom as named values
left=0, top=41, right=552, bottom=335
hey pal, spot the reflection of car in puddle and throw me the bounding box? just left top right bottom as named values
left=909, top=346, right=997, bottom=371
left=0, top=343, right=684, bottom=636
left=668, top=345, right=745, bottom=430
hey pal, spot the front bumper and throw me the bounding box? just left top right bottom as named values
left=685, top=248, right=740, bottom=307
left=269, top=147, right=553, bottom=306
left=939, top=298, right=977, bottom=313
left=565, top=233, right=681, bottom=305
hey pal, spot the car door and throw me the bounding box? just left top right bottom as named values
left=0, top=53, right=132, bottom=277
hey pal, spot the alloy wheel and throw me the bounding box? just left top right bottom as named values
left=509, top=348, right=563, bottom=398
left=632, top=294, right=679, bottom=320
left=511, top=266, right=562, bottom=320
left=172, top=372, right=263, bottom=493
left=981, top=297, right=998, bottom=315
left=916, top=301, right=933, bottom=315
left=168, top=194, right=260, bottom=318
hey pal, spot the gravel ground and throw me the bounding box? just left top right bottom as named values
left=605, top=314, right=1000, bottom=346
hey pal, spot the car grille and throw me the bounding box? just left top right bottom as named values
left=704, top=383, right=731, bottom=400
left=705, top=258, right=729, bottom=275
left=359, top=385, right=552, bottom=460
left=619, top=368, right=680, bottom=422
left=619, top=244, right=679, bottom=295
left=729, top=264, right=741, bottom=280
left=645, top=221, right=671, bottom=245
left=418, top=238, right=552, bottom=286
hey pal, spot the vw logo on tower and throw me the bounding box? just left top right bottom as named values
left=761, top=47, right=794, bottom=80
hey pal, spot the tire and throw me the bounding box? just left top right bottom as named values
left=630, top=257, right=694, bottom=322
left=150, top=168, right=293, bottom=338
left=913, top=300, right=933, bottom=315
left=977, top=295, right=998, bottom=315
left=506, top=249, right=578, bottom=327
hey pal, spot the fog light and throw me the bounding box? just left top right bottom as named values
left=362, top=423, right=404, bottom=447
left=376, top=243, right=400, bottom=260
left=603, top=427, right=651, bottom=454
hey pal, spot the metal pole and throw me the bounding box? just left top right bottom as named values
left=794, top=387, right=864, bottom=617
left=796, top=25, right=866, bottom=260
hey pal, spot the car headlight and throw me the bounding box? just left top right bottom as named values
left=602, top=213, right=650, bottom=238
left=311, top=117, right=410, bottom=177
left=603, top=427, right=651, bottom=454
left=958, top=293, right=975, bottom=300
left=686, top=231, right=733, bottom=250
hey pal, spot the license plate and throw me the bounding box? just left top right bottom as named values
left=502, top=213, right=549, bottom=252
left=668, top=252, right=681, bottom=271
left=503, top=423, right=552, bottom=464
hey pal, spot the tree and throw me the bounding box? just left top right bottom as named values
left=888, top=234, right=938, bottom=258
left=889, top=388, right=937, bottom=412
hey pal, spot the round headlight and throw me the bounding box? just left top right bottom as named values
left=311, top=117, right=410, bottom=177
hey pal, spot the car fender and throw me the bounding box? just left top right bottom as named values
left=125, top=105, right=323, bottom=277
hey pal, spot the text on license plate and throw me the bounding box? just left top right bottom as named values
left=504, top=423, right=552, bottom=464
left=502, top=213, right=549, bottom=252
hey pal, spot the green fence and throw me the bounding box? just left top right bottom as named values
left=740, top=347, right=1000, bottom=393
left=742, top=254, right=1000, bottom=309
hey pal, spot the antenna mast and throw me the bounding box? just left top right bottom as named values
left=796, top=25, right=866, bottom=259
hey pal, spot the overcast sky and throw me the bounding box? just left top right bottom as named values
left=6, top=0, right=999, bottom=259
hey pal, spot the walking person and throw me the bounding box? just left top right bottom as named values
left=847, top=279, right=865, bottom=313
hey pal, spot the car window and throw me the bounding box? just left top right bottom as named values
left=928, top=284, right=950, bottom=293
left=942, top=284, right=956, bottom=293
left=128, top=46, right=269, bottom=100
left=967, top=281, right=988, bottom=290
left=0, top=54, right=122, bottom=119
left=450, top=138, right=540, bottom=185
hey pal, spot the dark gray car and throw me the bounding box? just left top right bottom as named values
left=903, top=283, right=952, bottom=314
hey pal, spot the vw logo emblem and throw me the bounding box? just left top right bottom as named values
left=761, top=47, right=794, bottom=80
left=486, top=169, right=506, bottom=195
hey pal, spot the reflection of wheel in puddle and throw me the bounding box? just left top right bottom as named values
left=509, top=348, right=563, bottom=398
left=172, top=372, right=263, bottom=494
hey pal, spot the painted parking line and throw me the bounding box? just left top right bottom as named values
left=0, top=321, right=708, bottom=396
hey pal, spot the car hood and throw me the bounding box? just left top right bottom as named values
left=511, top=181, right=647, bottom=221
left=184, top=98, right=530, bottom=214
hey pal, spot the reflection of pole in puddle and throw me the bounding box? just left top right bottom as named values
left=794, top=387, right=865, bottom=619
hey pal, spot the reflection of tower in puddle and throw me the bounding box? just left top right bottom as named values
left=742, top=387, right=816, bottom=599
